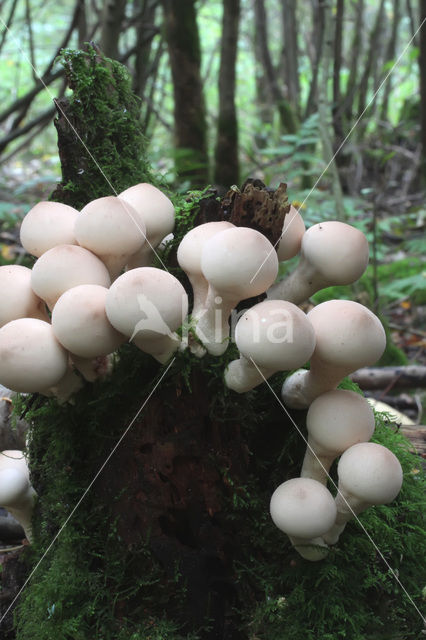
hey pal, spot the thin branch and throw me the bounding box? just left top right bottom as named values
left=0, top=0, right=19, bottom=56
left=0, top=107, right=56, bottom=154
left=25, top=0, right=37, bottom=81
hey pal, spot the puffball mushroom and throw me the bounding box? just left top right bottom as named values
left=301, top=390, right=375, bottom=485
left=323, top=442, right=403, bottom=545
left=31, top=244, right=111, bottom=310
left=75, top=196, right=146, bottom=280
left=20, top=200, right=79, bottom=257
left=268, top=221, right=369, bottom=303
left=177, top=221, right=234, bottom=316
left=270, top=477, right=337, bottom=561
left=52, top=285, right=126, bottom=382
left=0, top=318, right=68, bottom=393
left=0, top=467, right=36, bottom=542
left=276, top=205, right=306, bottom=262
left=52, top=284, right=126, bottom=358
left=225, top=300, right=315, bottom=393
left=0, top=265, right=49, bottom=327
left=105, top=267, right=188, bottom=364
left=196, top=227, right=279, bottom=356
left=281, top=300, right=386, bottom=409
left=118, top=183, right=175, bottom=268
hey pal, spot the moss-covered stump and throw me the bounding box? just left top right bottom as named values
left=3, top=44, right=424, bottom=640
left=50, top=43, right=156, bottom=208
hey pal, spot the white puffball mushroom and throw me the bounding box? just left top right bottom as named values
left=0, top=318, right=69, bottom=393
left=301, top=390, right=375, bottom=485
left=0, top=467, right=36, bottom=542
left=225, top=300, right=315, bottom=393
left=270, top=477, right=337, bottom=561
left=52, top=285, right=126, bottom=358
left=0, top=450, right=30, bottom=477
left=31, top=244, right=111, bottom=310
left=276, top=205, right=306, bottom=262
left=75, top=196, right=146, bottom=280
left=177, top=221, right=234, bottom=316
left=196, top=227, right=279, bottom=356
left=268, top=221, right=369, bottom=303
left=323, top=442, right=403, bottom=545
left=281, top=300, right=386, bottom=409
left=119, top=183, right=175, bottom=269
left=105, top=267, right=188, bottom=363
left=0, top=265, right=49, bottom=327
left=20, top=201, right=79, bottom=257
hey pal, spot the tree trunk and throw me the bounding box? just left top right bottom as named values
left=133, top=0, right=160, bottom=101
left=380, top=0, right=401, bottom=122
left=162, top=0, right=209, bottom=186
left=332, top=0, right=344, bottom=142
left=281, top=0, right=300, bottom=115
left=214, top=0, right=240, bottom=188
left=100, top=0, right=128, bottom=60
left=253, top=0, right=298, bottom=134
left=419, top=0, right=426, bottom=181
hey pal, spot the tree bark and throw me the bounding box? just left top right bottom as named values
left=162, top=0, right=209, bottom=186
left=214, top=0, right=240, bottom=188
left=253, top=0, right=298, bottom=133
left=100, top=0, right=128, bottom=60
left=419, top=0, right=426, bottom=181
left=332, top=0, right=344, bottom=141
left=281, top=0, right=300, bottom=115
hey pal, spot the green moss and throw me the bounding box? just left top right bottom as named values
left=50, top=45, right=158, bottom=209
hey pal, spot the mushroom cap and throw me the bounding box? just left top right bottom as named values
left=301, top=221, right=369, bottom=285
left=306, top=389, right=375, bottom=454
left=235, top=300, right=315, bottom=371
left=119, top=183, right=175, bottom=246
left=0, top=467, right=30, bottom=506
left=270, top=477, right=337, bottom=538
left=52, top=285, right=126, bottom=358
left=307, top=300, right=386, bottom=370
left=75, top=196, right=146, bottom=267
left=31, top=244, right=111, bottom=309
left=201, top=227, right=279, bottom=298
left=277, top=205, right=306, bottom=262
left=0, top=319, right=69, bottom=393
left=20, top=201, right=79, bottom=257
left=105, top=267, right=188, bottom=340
left=337, top=442, right=403, bottom=505
left=177, top=221, right=234, bottom=275
left=0, top=450, right=29, bottom=478
left=0, top=265, right=47, bottom=327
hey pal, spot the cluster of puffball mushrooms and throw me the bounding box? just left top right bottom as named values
left=0, top=183, right=403, bottom=556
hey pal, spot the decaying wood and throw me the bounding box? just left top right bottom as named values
left=350, top=365, right=426, bottom=390
left=218, top=179, right=290, bottom=246
left=400, top=424, right=426, bottom=459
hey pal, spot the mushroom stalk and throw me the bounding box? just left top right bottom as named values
left=323, top=491, right=368, bottom=545
left=194, top=289, right=239, bottom=357
left=7, top=486, right=37, bottom=543
left=300, top=450, right=336, bottom=485
left=225, top=356, right=274, bottom=393
left=287, top=535, right=330, bottom=562
left=268, top=260, right=327, bottom=303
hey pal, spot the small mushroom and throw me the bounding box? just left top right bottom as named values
left=276, top=205, right=306, bottom=262
left=75, top=196, right=146, bottom=280
left=105, top=267, right=188, bottom=363
left=119, top=183, right=175, bottom=268
left=0, top=265, right=49, bottom=327
left=0, top=466, right=36, bottom=542
left=0, top=318, right=69, bottom=394
left=31, top=244, right=111, bottom=310
left=281, top=300, right=386, bottom=409
left=225, top=300, right=315, bottom=393
left=177, top=221, right=234, bottom=316
left=196, top=227, right=279, bottom=356
left=20, top=201, right=79, bottom=257
left=301, top=390, right=375, bottom=484
left=323, top=442, right=403, bottom=545
left=268, top=221, right=369, bottom=303
left=270, top=477, right=337, bottom=561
